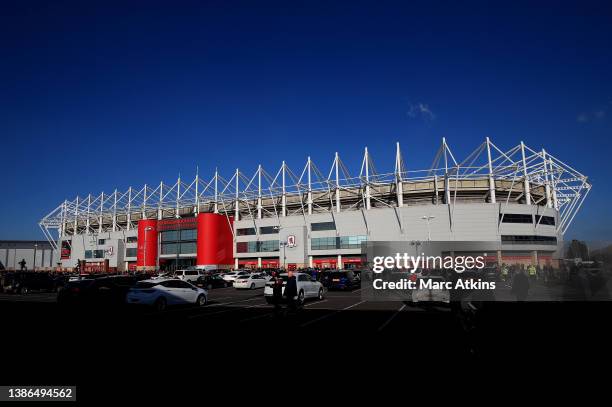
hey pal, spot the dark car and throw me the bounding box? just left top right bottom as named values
left=194, top=274, right=229, bottom=289
left=1, top=272, right=65, bottom=294
left=321, top=270, right=360, bottom=290
left=57, top=275, right=141, bottom=308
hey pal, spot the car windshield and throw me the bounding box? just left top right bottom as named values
left=135, top=282, right=159, bottom=288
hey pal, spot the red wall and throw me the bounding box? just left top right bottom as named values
left=197, top=213, right=233, bottom=267
left=137, top=219, right=158, bottom=269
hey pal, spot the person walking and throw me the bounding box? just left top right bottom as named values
left=271, top=271, right=284, bottom=316
left=283, top=270, right=298, bottom=315
left=511, top=269, right=530, bottom=301
left=18, top=258, right=26, bottom=271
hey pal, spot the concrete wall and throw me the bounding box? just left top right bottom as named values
left=60, top=230, right=137, bottom=271
left=0, top=241, right=55, bottom=270
left=234, top=202, right=561, bottom=264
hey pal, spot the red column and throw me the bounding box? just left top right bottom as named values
left=197, top=213, right=233, bottom=267
left=137, top=219, right=158, bottom=270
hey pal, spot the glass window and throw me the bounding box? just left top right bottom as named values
left=311, top=222, right=336, bottom=231
left=161, top=243, right=178, bottom=254
left=259, top=240, right=279, bottom=252
left=85, top=250, right=92, bottom=259
left=501, top=235, right=557, bottom=245
left=237, top=228, right=256, bottom=236
left=260, top=226, right=279, bottom=235
left=126, top=236, right=137, bottom=243
left=311, top=237, right=337, bottom=250
left=500, top=214, right=533, bottom=224
left=161, top=230, right=179, bottom=242
left=180, top=229, right=197, bottom=241
left=98, top=239, right=106, bottom=245
left=237, top=241, right=258, bottom=253
left=125, top=248, right=137, bottom=257
left=535, top=215, right=555, bottom=226
left=93, top=249, right=105, bottom=258
left=180, top=242, right=197, bottom=254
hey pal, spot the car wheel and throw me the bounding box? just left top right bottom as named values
left=250, top=283, right=255, bottom=290
left=318, top=288, right=324, bottom=300
left=196, top=294, right=207, bottom=307
left=154, top=297, right=167, bottom=312
left=298, top=290, right=305, bottom=305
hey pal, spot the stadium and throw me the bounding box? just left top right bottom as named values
left=39, top=138, right=591, bottom=272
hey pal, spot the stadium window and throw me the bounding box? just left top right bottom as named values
left=500, top=214, right=533, bottom=224
left=126, top=236, right=137, bottom=243
left=259, top=240, right=279, bottom=252
left=501, top=235, right=557, bottom=245
left=180, top=229, right=197, bottom=241
left=311, top=237, right=337, bottom=251
left=311, top=222, right=336, bottom=231
left=125, top=248, right=137, bottom=257
left=93, top=249, right=105, bottom=258
left=237, top=227, right=256, bottom=236
left=180, top=242, right=197, bottom=254
left=535, top=215, right=555, bottom=226
left=339, top=235, right=367, bottom=249
left=161, top=230, right=179, bottom=242
left=161, top=243, right=178, bottom=255
left=236, top=241, right=258, bottom=253
left=259, top=226, right=279, bottom=235
left=85, top=250, right=92, bottom=259
left=98, top=239, right=106, bottom=245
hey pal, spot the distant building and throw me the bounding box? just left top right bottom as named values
left=0, top=240, right=55, bottom=271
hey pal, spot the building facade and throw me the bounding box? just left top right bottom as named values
left=0, top=240, right=55, bottom=271
left=39, top=139, right=591, bottom=272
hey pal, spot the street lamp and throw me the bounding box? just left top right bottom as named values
left=410, top=240, right=422, bottom=257
left=33, top=244, right=38, bottom=272
left=279, top=241, right=287, bottom=270
left=421, top=215, right=435, bottom=241
left=143, top=226, right=153, bottom=271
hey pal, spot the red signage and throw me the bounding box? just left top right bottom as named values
left=157, top=217, right=198, bottom=231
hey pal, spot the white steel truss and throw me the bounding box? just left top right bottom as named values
left=39, top=139, right=591, bottom=251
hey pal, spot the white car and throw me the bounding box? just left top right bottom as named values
left=175, top=268, right=207, bottom=282
left=221, top=270, right=251, bottom=284
left=264, top=272, right=325, bottom=305
left=233, top=273, right=270, bottom=290
left=126, top=279, right=208, bottom=311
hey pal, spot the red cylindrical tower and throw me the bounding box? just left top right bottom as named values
left=137, top=219, right=158, bottom=271
left=197, top=213, right=233, bottom=267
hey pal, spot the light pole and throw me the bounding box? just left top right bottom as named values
left=33, top=244, right=38, bottom=272
left=279, top=241, right=287, bottom=270
left=421, top=215, right=435, bottom=241
left=143, top=226, right=153, bottom=272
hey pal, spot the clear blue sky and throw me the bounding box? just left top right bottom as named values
left=1, top=0, right=611, bottom=241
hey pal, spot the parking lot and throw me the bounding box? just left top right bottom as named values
left=0, top=285, right=457, bottom=334
left=2, top=281, right=612, bottom=382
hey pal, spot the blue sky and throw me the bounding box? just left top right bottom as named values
left=1, top=0, right=611, bottom=241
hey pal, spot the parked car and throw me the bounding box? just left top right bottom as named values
left=233, top=273, right=270, bottom=289
left=221, top=270, right=251, bottom=284
left=264, top=272, right=325, bottom=305
left=194, top=274, right=229, bottom=289
left=321, top=270, right=360, bottom=290
left=175, top=268, right=207, bottom=282
left=126, top=279, right=208, bottom=311
left=1, top=272, right=65, bottom=294
left=57, top=275, right=142, bottom=307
